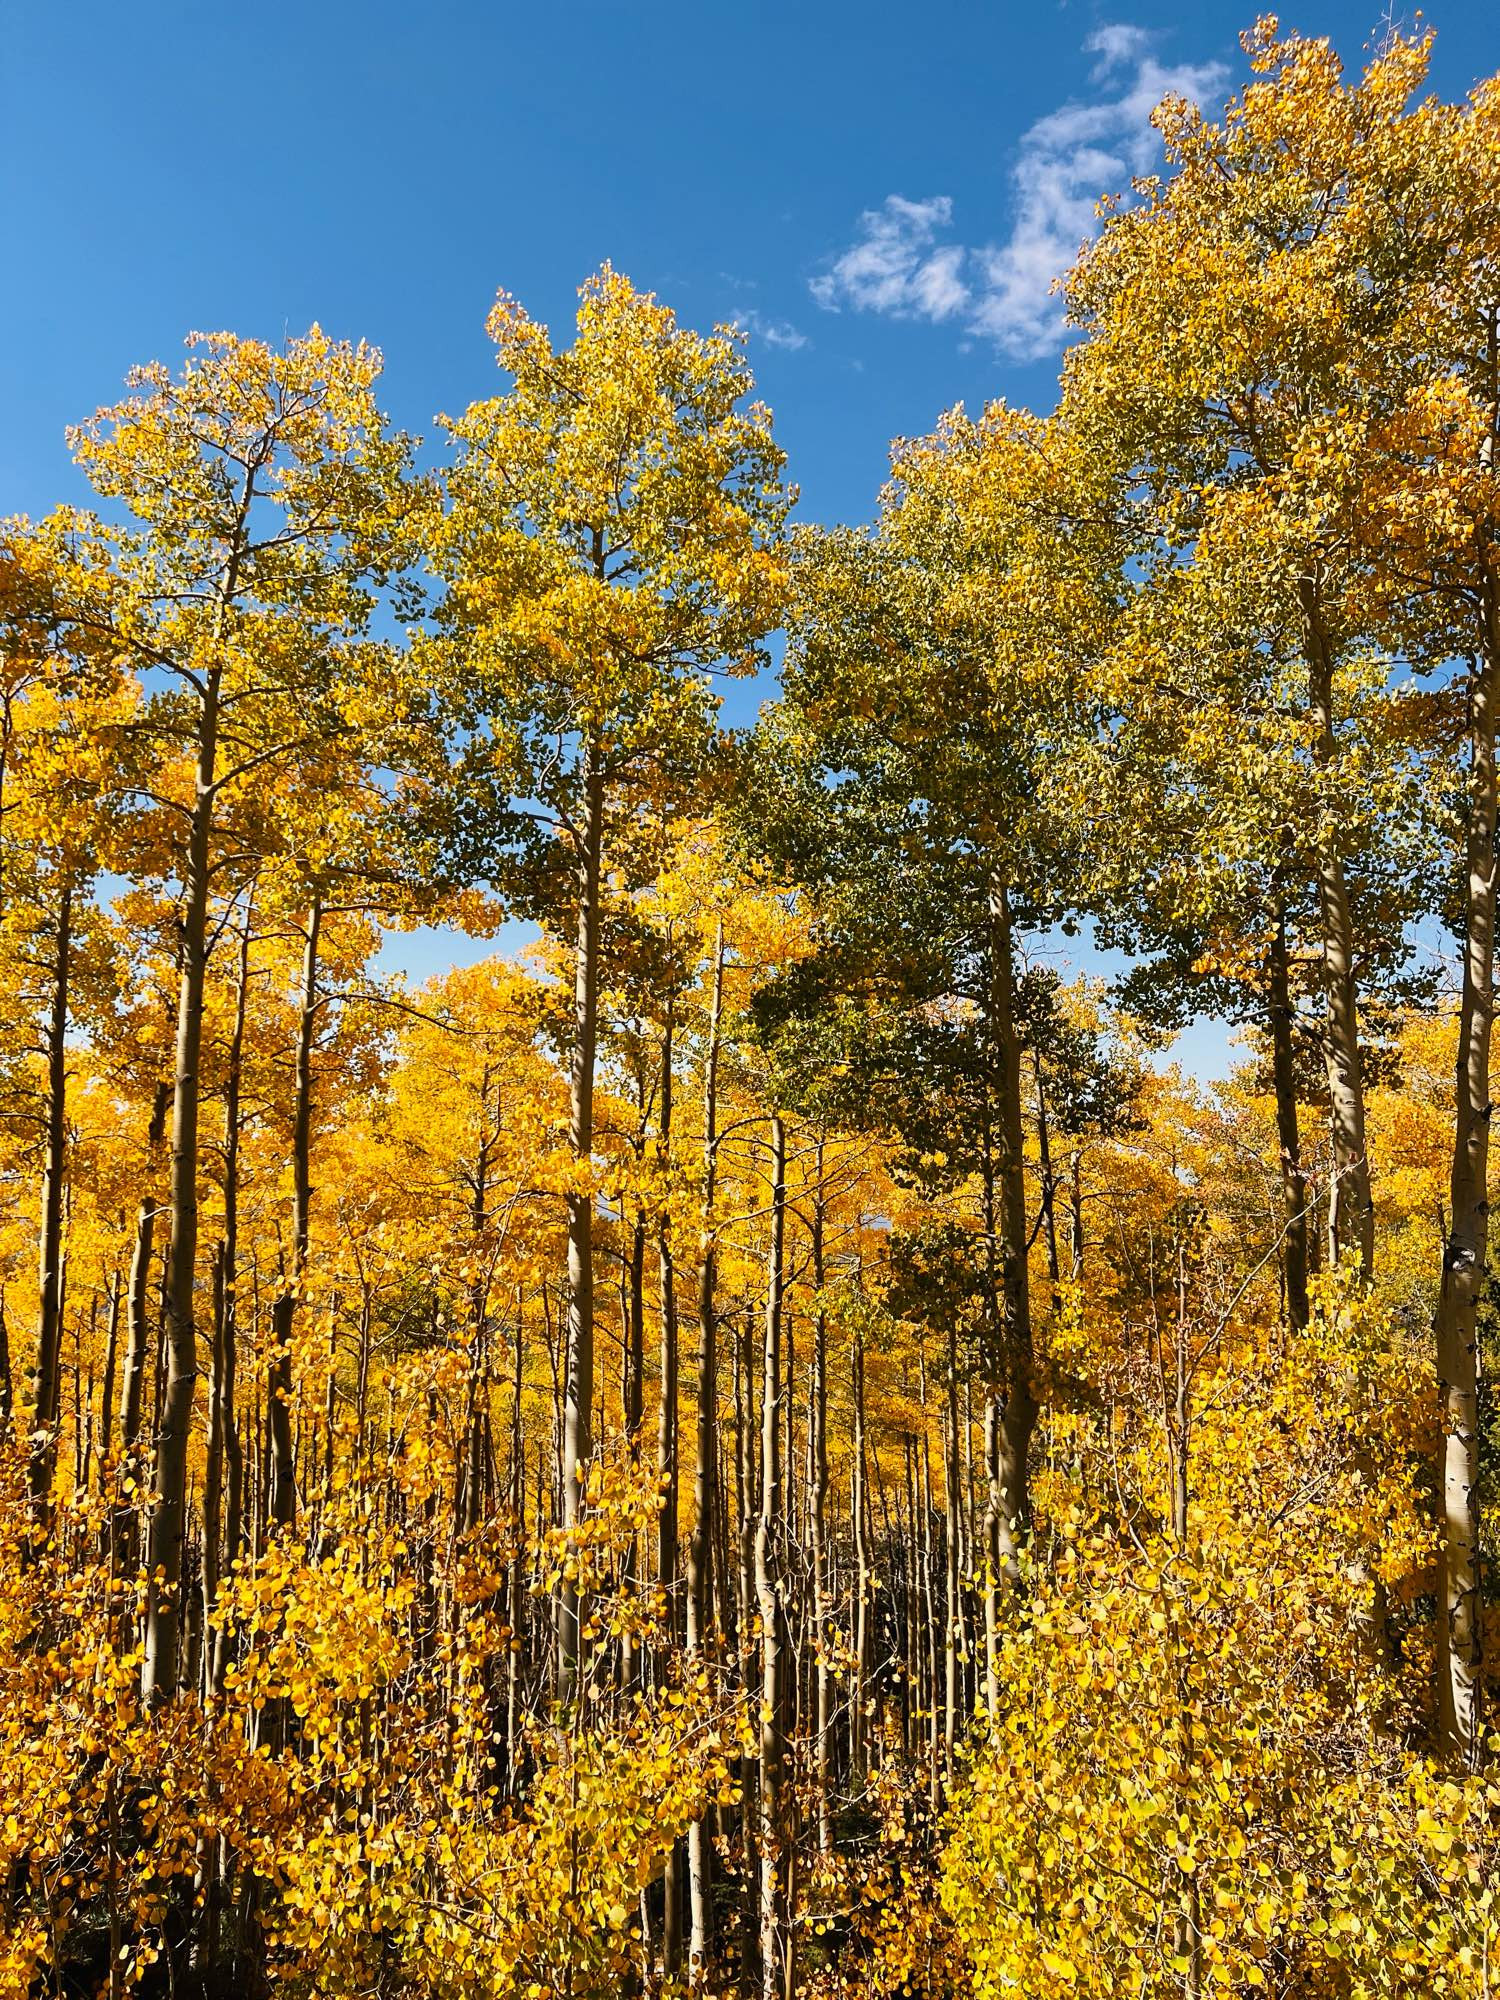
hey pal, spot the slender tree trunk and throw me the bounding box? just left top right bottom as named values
left=1169, top=1241, right=1202, bottom=1996
left=1435, top=574, right=1497, bottom=1767
left=961, top=1376, right=976, bottom=1728
left=657, top=1002, right=683, bottom=1979
left=143, top=661, right=223, bottom=1706
left=560, top=738, right=605, bottom=1704
left=901, top=1434, right=917, bottom=1760
left=978, top=1118, right=1002, bottom=1726
left=506, top=1303, right=526, bottom=1797
left=0, top=1292, right=11, bottom=1434
left=919, top=1359, right=941, bottom=1814
left=756, top=1116, right=789, bottom=2000
left=201, top=1242, right=231, bottom=1688
left=942, top=1322, right=960, bottom=1780
left=1268, top=907, right=1311, bottom=1334
left=98, top=1269, right=122, bottom=1479
left=687, top=923, right=723, bottom=1982
left=692, top=928, right=724, bottom=1976
left=204, top=901, right=251, bottom=1696
left=733, top=1307, right=759, bottom=1995
left=28, top=873, right=72, bottom=1534
left=788, top=1308, right=801, bottom=1563
left=1032, top=1047, right=1061, bottom=1288
left=461, top=1068, right=497, bottom=1542
left=982, top=1392, right=1001, bottom=1727
left=989, top=879, right=1037, bottom=1581
left=810, top=1157, right=832, bottom=1854
left=620, top=1181, right=646, bottom=1693
left=143, top=464, right=256, bottom=1706
left=658, top=1003, right=680, bottom=1635
left=1301, top=580, right=1374, bottom=1280
left=626, top=1210, right=646, bottom=1443
left=854, top=1316, right=873, bottom=1788
left=269, top=893, right=320, bottom=1533
left=118, top=1084, right=168, bottom=1588
left=1069, top=1149, right=1084, bottom=1283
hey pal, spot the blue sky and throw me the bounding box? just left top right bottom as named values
left=6, top=0, right=1497, bottom=1075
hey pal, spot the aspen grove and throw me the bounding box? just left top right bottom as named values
left=4, top=22, right=1500, bottom=1999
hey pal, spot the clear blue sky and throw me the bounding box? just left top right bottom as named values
left=6, top=0, right=1496, bottom=1074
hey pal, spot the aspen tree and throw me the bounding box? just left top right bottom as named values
left=1346, top=56, right=1500, bottom=1765
left=1061, top=25, right=1447, bottom=1279
left=61, top=330, right=420, bottom=1700
left=436, top=268, right=788, bottom=1698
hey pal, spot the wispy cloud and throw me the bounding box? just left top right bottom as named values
left=1084, top=22, right=1153, bottom=76
left=808, top=27, right=1228, bottom=360
left=807, top=195, right=970, bottom=323
left=732, top=306, right=811, bottom=352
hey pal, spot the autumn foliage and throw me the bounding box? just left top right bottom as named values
left=1, top=22, right=1499, bottom=1999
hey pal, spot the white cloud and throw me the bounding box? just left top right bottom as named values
left=808, top=28, right=1228, bottom=360
left=808, top=195, right=970, bottom=322
left=733, top=307, right=810, bottom=351
left=1084, top=22, right=1152, bottom=76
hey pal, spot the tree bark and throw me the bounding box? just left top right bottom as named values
left=1435, top=584, right=1496, bottom=1767
left=981, top=1391, right=1001, bottom=1727
left=756, top=1115, right=789, bottom=2000
left=98, top=1268, right=123, bottom=1479
left=809, top=1152, right=832, bottom=1854
left=918, top=1352, right=941, bottom=1815
left=460, top=1066, right=495, bottom=1539
left=560, top=739, right=605, bottom=1704
left=687, top=922, right=723, bottom=1981
left=1169, top=1239, right=1202, bottom=1996
left=141, top=457, right=258, bottom=1705
left=989, top=879, right=1037, bottom=1581
left=143, top=661, right=223, bottom=1706
left=657, top=1002, right=682, bottom=1979
left=658, top=1002, right=680, bottom=1635
left=625, top=1208, right=646, bottom=1444
left=506, top=1302, right=526, bottom=1798
left=854, top=1311, right=874, bottom=1788
left=979, top=1112, right=1003, bottom=1727
left=733, top=1306, right=759, bottom=1992
left=117, top=1083, right=168, bottom=1588
left=1301, top=579, right=1374, bottom=1280
left=269, top=892, right=320, bottom=1533
left=0, top=1294, right=11, bottom=1434
left=1069, top=1148, right=1085, bottom=1283
left=28, top=872, right=72, bottom=1535
left=1032, top=1047, right=1061, bottom=1289
left=941, top=1321, right=959, bottom=1780
left=1267, top=906, right=1311, bottom=1333
left=204, top=901, right=251, bottom=1696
